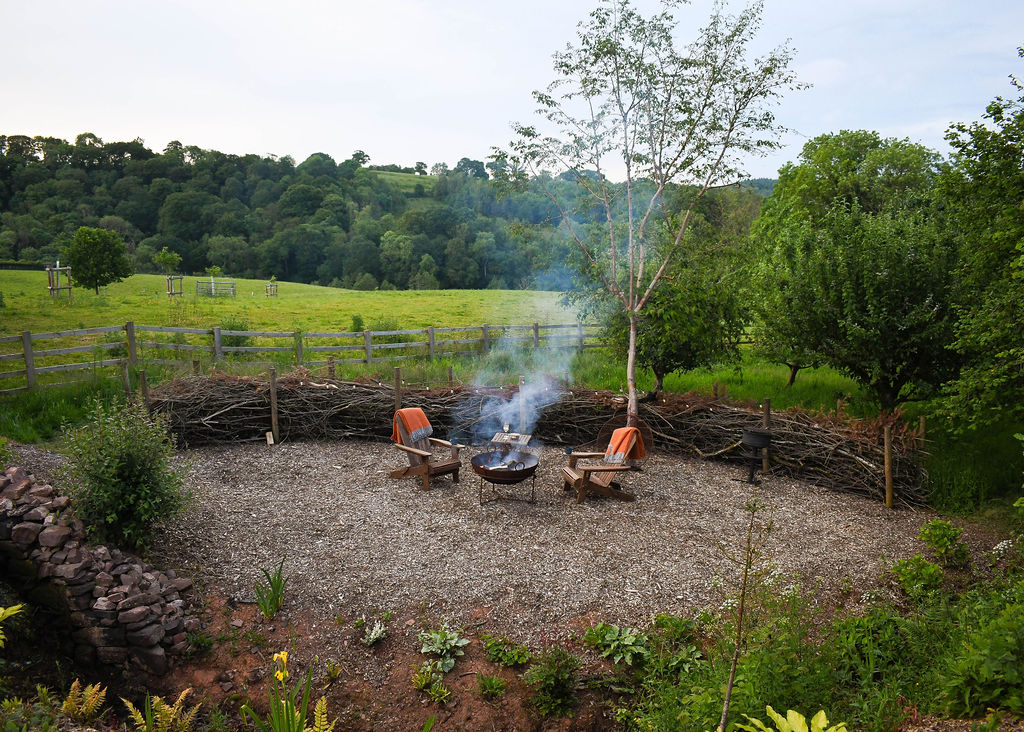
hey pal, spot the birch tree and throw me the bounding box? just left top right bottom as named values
left=493, top=0, right=802, bottom=423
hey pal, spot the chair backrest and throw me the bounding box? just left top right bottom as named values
left=604, top=427, right=645, bottom=464
left=393, top=408, right=434, bottom=464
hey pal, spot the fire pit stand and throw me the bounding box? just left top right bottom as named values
left=472, top=432, right=538, bottom=505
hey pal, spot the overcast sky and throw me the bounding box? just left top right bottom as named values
left=3, top=1, right=1020, bottom=180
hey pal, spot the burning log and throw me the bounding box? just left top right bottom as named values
left=147, top=370, right=927, bottom=505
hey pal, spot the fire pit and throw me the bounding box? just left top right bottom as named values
left=471, top=450, right=539, bottom=504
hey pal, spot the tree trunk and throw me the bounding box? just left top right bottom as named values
left=626, top=311, right=639, bottom=427
left=785, top=363, right=800, bottom=387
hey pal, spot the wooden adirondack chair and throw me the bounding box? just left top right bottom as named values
left=561, top=426, right=646, bottom=503
left=390, top=407, right=461, bottom=490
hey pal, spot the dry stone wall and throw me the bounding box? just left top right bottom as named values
left=0, top=465, right=199, bottom=676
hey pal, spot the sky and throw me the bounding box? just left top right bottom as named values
left=2, top=0, right=1020, bottom=180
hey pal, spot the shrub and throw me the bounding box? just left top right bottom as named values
left=918, top=520, right=970, bottom=567
left=350, top=314, right=365, bottom=333
left=60, top=399, right=188, bottom=548
left=940, top=601, right=1024, bottom=715
left=523, top=646, right=581, bottom=717
left=890, top=555, right=944, bottom=597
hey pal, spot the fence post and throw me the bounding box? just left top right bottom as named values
left=533, top=323, right=540, bottom=348
left=21, top=331, right=35, bottom=389
left=213, top=327, right=222, bottom=361
left=884, top=424, right=893, bottom=509
left=125, top=321, right=137, bottom=365
left=269, top=368, right=280, bottom=444
left=327, top=356, right=335, bottom=379
left=140, top=368, right=149, bottom=406
left=120, top=360, right=133, bottom=402
left=577, top=322, right=584, bottom=353
left=428, top=326, right=435, bottom=361
left=294, top=331, right=303, bottom=364
left=363, top=330, right=373, bottom=364
left=482, top=324, right=490, bottom=355
left=394, top=366, right=402, bottom=412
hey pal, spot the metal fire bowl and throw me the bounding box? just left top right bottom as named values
left=471, top=451, right=539, bottom=485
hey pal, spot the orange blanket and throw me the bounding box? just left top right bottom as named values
left=392, top=407, right=433, bottom=443
left=605, top=426, right=646, bottom=463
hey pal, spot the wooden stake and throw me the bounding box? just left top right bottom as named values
left=327, top=356, right=335, bottom=379
left=448, top=365, right=454, bottom=390
left=884, top=424, right=893, bottom=509
left=22, top=331, right=35, bottom=389
left=192, top=359, right=200, bottom=375
left=762, top=398, right=771, bottom=473
left=140, top=369, right=149, bottom=406
left=394, top=366, right=402, bottom=412
left=269, top=368, right=280, bottom=445
left=125, top=320, right=137, bottom=365
left=121, top=361, right=133, bottom=401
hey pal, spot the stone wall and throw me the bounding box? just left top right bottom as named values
left=0, top=465, right=199, bottom=676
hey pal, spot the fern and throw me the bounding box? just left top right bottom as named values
left=304, top=696, right=337, bottom=732
left=61, top=678, right=107, bottom=723
left=122, top=688, right=201, bottom=732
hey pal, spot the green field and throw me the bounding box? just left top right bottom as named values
left=373, top=170, right=436, bottom=194
left=0, top=271, right=573, bottom=336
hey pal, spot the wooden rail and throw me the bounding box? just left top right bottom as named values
left=0, top=321, right=606, bottom=395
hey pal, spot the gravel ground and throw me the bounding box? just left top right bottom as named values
left=131, top=439, right=932, bottom=642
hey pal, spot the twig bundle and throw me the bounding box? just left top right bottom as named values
left=149, top=370, right=927, bottom=505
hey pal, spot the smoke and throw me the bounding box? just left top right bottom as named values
left=465, top=329, right=577, bottom=445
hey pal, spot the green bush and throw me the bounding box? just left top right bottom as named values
left=523, top=646, right=581, bottom=717
left=941, top=600, right=1024, bottom=715
left=890, top=555, right=944, bottom=597
left=60, top=399, right=188, bottom=548
left=918, top=520, right=970, bottom=567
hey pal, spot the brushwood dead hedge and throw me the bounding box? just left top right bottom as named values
left=148, top=370, right=927, bottom=506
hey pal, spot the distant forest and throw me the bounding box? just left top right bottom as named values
left=0, top=133, right=773, bottom=290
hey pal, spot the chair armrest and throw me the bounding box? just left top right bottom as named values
left=428, top=438, right=460, bottom=458
left=567, top=451, right=607, bottom=468
left=581, top=464, right=630, bottom=476
left=394, top=443, right=431, bottom=458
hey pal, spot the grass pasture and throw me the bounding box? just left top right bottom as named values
left=372, top=170, right=436, bottom=194
left=0, top=271, right=572, bottom=336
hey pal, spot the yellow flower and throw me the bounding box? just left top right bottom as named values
left=273, top=651, right=288, bottom=665
left=275, top=669, right=285, bottom=682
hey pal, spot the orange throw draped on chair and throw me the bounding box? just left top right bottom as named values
left=392, top=407, right=432, bottom=443
left=604, top=427, right=646, bottom=463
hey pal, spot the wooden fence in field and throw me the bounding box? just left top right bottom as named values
left=0, top=321, right=605, bottom=396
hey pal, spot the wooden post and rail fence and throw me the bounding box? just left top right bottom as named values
left=0, top=320, right=604, bottom=397
left=0, top=321, right=923, bottom=509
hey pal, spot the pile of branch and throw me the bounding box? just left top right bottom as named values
left=148, top=370, right=926, bottom=505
